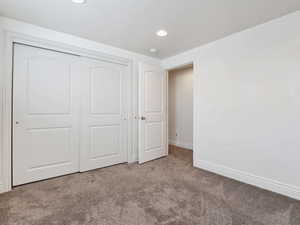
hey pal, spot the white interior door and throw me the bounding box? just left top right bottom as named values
left=78, top=58, right=128, bottom=172
left=139, top=63, right=167, bottom=164
left=13, top=44, right=81, bottom=186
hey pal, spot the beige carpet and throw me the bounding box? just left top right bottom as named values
left=0, top=145, right=299, bottom=225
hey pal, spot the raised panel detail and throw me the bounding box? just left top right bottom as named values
left=91, top=67, right=121, bottom=114
left=28, top=128, right=71, bottom=170
left=13, top=44, right=80, bottom=186
left=145, top=71, right=162, bottom=112
left=90, top=126, right=120, bottom=159
left=28, top=57, right=70, bottom=114
left=146, top=123, right=163, bottom=151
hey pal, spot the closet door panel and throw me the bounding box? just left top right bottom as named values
left=78, top=59, right=128, bottom=171
left=13, top=44, right=81, bottom=186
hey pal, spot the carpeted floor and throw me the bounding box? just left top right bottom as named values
left=0, top=145, right=300, bottom=225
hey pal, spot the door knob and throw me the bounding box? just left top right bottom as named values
left=141, top=116, right=146, bottom=120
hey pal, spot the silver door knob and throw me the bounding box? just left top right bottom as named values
left=141, top=116, right=146, bottom=120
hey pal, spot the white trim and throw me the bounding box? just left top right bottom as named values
left=0, top=31, right=137, bottom=193
left=131, top=61, right=139, bottom=163
left=166, top=70, right=169, bottom=155
left=169, top=139, right=193, bottom=150
left=2, top=32, right=13, bottom=193
left=192, top=59, right=200, bottom=170
left=194, top=159, right=300, bottom=201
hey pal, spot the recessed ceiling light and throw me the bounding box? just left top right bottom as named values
left=149, top=48, right=158, bottom=53
left=156, top=30, right=168, bottom=37
left=72, top=0, right=86, bottom=4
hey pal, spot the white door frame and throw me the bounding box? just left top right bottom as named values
left=1, top=31, right=134, bottom=192
left=163, top=61, right=199, bottom=165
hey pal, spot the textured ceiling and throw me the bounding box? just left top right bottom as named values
left=0, top=0, right=300, bottom=58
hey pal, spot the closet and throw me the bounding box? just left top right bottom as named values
left=13, top=44, right=128, bottom=185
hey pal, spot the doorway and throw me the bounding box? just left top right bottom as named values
left=168, top=64, right=194, bottom=157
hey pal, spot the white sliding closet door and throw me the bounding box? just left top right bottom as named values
left=78, top=58, right=128, bottom=172
left=13, top=44, right=129, bottom=186
left=13, top=44, right=81, bottom=186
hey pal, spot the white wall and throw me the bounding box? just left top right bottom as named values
left=168, top=67, right=193, bottom=149
left=163, top=11, right=300, bottom=200
left=0, top=16, right=160, bottom=193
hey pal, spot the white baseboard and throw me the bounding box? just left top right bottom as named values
left=194, top=159, right=300, bottom=201
left=169, top=139, right=193, bottom=150
left=0, top=183, right=6, bottom=194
